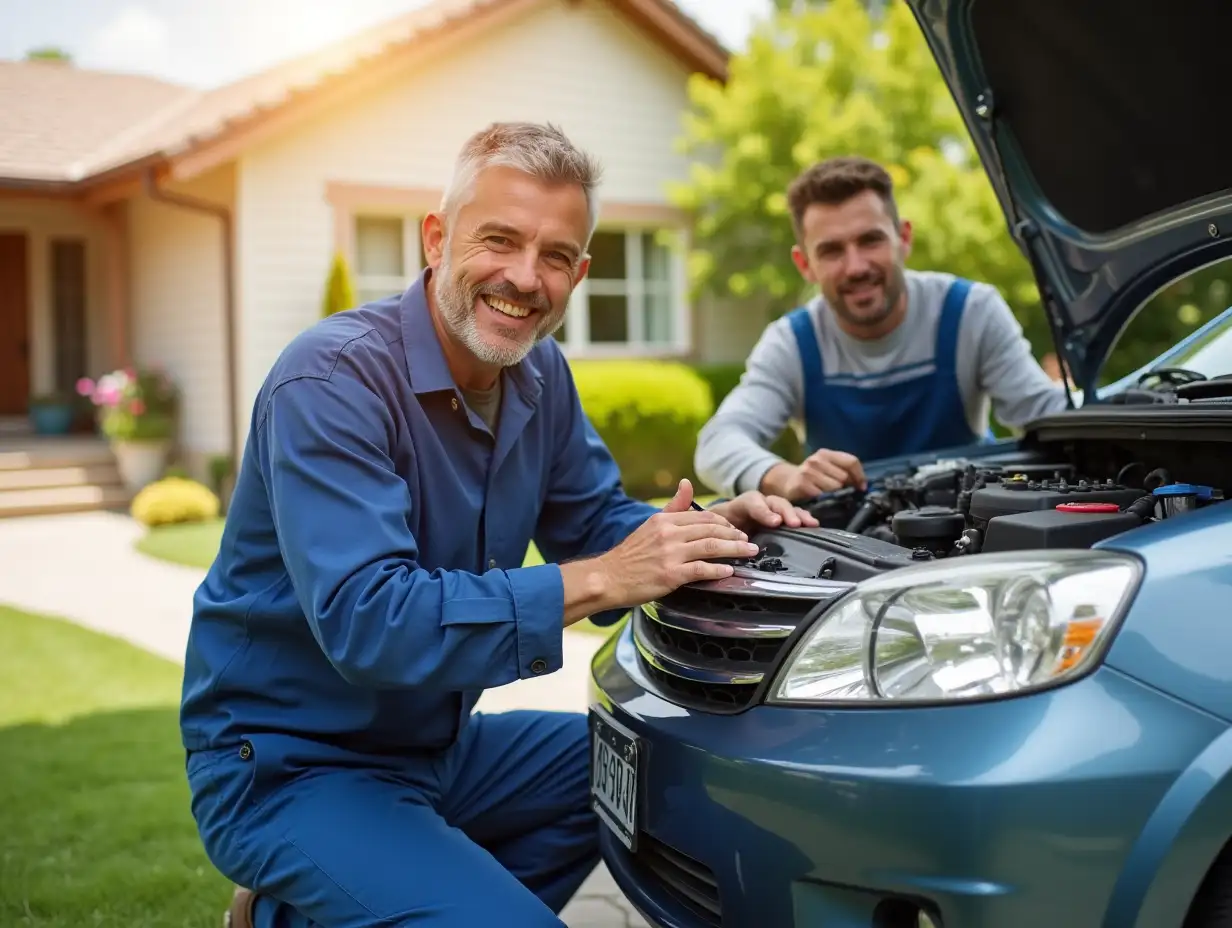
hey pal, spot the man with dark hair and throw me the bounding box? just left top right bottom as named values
left=694, top=154, right=1068, bottom=501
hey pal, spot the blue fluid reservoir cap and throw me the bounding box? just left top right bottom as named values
left=1152, top=483, right=1214, bottom=500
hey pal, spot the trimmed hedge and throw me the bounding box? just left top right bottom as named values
left=569, top=360, right=714, bottom=499
left=131, top=476, right=221, bottom=527
left=567, top=358, right=805, bottom=499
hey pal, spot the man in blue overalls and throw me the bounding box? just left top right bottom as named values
left=181, top=121, right=815, bottom=928
left=693, top=155, right=1069, bottom=502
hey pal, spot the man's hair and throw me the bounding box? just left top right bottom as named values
left=786, top=156, right=900, bottom=240
left=440, top=121, right=604, bottom=243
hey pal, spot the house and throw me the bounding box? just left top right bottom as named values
left=0, top=0, right=768, bottom=515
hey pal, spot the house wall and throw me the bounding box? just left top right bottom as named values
left=234, top=0, right=702, bottom=441
left=126, top=163, right=234, bottom=476
left=0, top=196, right=114, bottom=400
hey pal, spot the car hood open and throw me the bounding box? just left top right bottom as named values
left=905, top=0, right=1232, bottom=393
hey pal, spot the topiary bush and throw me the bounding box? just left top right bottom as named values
left=130, top=476, right=221, bottom=528
left=569, top=360, right=715, bottom=500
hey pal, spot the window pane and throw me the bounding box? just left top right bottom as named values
left=588, top=294, right=629, bottom=343
left=642, top=233, right=672, bottom=285
left=643, top=288, right=674, bottom=344
left=356, top=217, right=404, bottom=277
left=357, top=287, right=400, bottom=305
left=587, top=231, right=626, bottom=280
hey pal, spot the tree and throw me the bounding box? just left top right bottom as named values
left=668, top=0, right=1048, bottom=350
left=321, top=252, right=357, bottom=318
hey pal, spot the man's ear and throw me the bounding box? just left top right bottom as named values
left=421, top=213, right=446, bottom=268
left=574, top=255, right=591, bottom=286
left=897, top=218, right=913, bottom=262
left=790, top=244, right=814, bottom=283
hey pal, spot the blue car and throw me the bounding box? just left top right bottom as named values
left=587, top=2, right=1232, bottom=926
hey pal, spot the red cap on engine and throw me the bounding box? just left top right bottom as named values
left=1056, top=502, right=1121, bottom=514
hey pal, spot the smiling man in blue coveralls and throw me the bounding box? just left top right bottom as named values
left=693, top=155, right=1070, bottom=502
left=181, top=121, right=816, bottom=928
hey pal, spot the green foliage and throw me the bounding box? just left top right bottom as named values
left=24, top=46, right=72, bottom=62
left=130, top=476, right=221, bottom=528
left=669, top=0, right=1046, bottom=345
left=321, top=251, right=357, bottom=318
left=569, top=360, right=714, bottom=498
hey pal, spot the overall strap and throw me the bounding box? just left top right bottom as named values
left=934, top=277, right=973, bottom=374
left=785, top=307, right=825, bottom=450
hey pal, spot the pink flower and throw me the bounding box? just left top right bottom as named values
left=76, top=377, right=95, bottom=398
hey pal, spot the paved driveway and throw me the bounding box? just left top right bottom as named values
left=0, top=511, right=647, bottom=927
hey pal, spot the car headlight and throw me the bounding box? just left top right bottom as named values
left=768, top=550, right=1142, bottom=705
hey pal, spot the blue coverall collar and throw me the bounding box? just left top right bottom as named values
left=400, top=269, right=544, bottom=404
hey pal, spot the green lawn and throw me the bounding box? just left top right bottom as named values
left=0, top=605, right=232, bottom=926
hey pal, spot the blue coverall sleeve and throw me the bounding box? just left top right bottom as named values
left=533, top=348, right=659, bottom=626
left=256, top=368, right=565, bottom=691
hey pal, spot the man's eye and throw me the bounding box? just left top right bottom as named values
left=545, top=251, right=571, bottom=266
left=486, top=236, right=512, bottom=247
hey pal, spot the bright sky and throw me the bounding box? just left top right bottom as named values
left=0, top=0, right=771, bottom=88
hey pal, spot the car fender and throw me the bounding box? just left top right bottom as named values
left=1102, top=724, right=1232, bottom=928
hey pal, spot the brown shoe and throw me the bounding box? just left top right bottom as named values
left=223, top=886, right=257, bottom=928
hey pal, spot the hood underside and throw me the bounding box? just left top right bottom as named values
left=906, top=0, right=1232, bottom=392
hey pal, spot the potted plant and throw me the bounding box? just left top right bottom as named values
left=77, top=367, right=179, bottom=492
left=27, top=391, right=76, bottom=435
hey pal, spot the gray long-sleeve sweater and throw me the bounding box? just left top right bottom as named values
left=694, top=270, right=1071, bottom=497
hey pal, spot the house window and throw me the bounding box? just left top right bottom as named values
left=560, top=228, right=688, bottom=356
left=353, top=215, right=425, bottom=305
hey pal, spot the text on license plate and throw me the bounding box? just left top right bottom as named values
left=590, top=709, right=638, bottom=851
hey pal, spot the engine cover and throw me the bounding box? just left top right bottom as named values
left=969, top=475, right=1143, bottom=525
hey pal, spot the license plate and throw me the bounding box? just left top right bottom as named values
left=589, top=706, right=639, bottom=852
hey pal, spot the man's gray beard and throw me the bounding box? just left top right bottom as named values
left=433, top=252, right=565, bottom=368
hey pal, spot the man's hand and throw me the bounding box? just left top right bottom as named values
left=584, top=479, right=759, bottom=610
left=760, top=449, right=867, bottom=501
left=709, top=491, right=819, bottom=536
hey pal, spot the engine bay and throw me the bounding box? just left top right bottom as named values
left=727, top=451, right=1227, bottom=584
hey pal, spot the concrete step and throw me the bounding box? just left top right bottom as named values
left=0, top=438, right=117, bottom=471
left=0, top=483, right=132, bottom=519
left=0, top=462, right=123, bottom=492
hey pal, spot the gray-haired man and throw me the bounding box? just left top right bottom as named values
left=181, top=121, right=815, bottom=927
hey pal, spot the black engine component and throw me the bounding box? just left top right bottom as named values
left=892, top=506, right=967, bottom=558
left=969, top=476, right=1142, bottom=525
left=982, top=505, right=1144, bottom=552
left=740, top=527, right=923, bottom=583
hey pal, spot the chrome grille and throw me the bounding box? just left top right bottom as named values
left=632, top=570, right=852, bottom=713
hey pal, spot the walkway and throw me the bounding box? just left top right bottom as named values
left=0, top=510, right=647, bottom=927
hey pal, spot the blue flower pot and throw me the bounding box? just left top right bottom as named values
left=29, top=403, right=75, bottom=435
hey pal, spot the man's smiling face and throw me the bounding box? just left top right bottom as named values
left=423, top=164, right=591, bottom=373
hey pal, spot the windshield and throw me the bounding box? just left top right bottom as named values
left=1148, top=307, right=1232, bottom=378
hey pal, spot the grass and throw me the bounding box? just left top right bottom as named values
left=133, top=494, right=716, bottom=637
left=0, top=604, right=233, bottom=926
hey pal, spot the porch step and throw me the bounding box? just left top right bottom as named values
left=0, top=437, right=131, bottom=518
left=0, top=483, right=132, bottom=519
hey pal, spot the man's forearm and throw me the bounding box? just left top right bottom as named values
left=560, top=558, right=619, bottom=626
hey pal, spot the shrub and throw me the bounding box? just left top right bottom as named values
left=322, top=251, right=357, bottom=318
left=130, top=476, right=221, bottom=528
left=569, top=360, right=714, bottom=499
left=77, top=367, right=178, bottom=442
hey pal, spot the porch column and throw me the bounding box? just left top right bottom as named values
left=102, top=203, right=131, bottom=368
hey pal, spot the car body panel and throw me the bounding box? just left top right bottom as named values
left=1099, top=500, right=1232, bottom=722
left=905, top=0, right=1232, bottom=393
left=590, top=625, right=1229, bottom=928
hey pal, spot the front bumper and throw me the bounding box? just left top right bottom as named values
left=590, top=620, right=1226, bottom=928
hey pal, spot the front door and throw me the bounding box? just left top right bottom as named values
left=0, top=233, right=30, bottom=414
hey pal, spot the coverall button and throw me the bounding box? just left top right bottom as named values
left=488, top=558, right=497, bottom=569
left=530, top=659, right=548, bottom=675
left=238, top=741, right=253, bottom=761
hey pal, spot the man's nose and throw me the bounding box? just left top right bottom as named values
left=505, top=251, right=541, bottom=295
left=842, top=246, right=872, bottom=278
